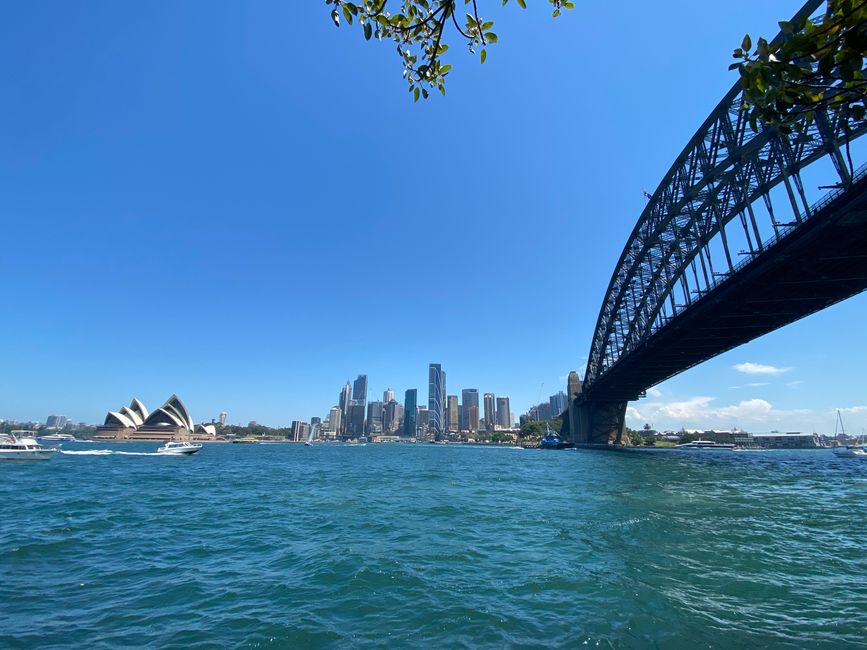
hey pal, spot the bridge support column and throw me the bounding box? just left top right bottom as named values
left=565, top=397, right=627, bottom=446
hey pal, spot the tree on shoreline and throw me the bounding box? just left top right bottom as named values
left=325, top=0, right=573, bottom=100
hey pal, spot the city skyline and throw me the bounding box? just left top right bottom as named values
left=1, top=2, right=865, bottom=435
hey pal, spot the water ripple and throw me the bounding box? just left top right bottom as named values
left=2, top=444, right=866, bottom=648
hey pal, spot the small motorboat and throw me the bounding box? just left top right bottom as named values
left=0, top=433, right=60, bottom=460
left=156, top=441, right=202, bottom=455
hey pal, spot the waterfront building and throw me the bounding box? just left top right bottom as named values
left=418, top=407, right=429, bottom=434
left=383, top=399, right=401, bottom=433
left=462, top=389, right=480, bottom=432
left=339, top=381, right=352, bottom=436
left=404, top=389, right=418, bottom=437
left=428, top=364, right=445, bottom=440
left=95, top=395, right=216, bottom=442
left=327, top=406, right=342, bottom=436
left=346, top=402, right=366, bottom=438
left=446, top=395, right=459, bottom=432
left=483, top=393, right=495, bottom=432
left=219, top=411, right=228, bottom=426
left=496, top=396, right=511, bottom=429
left=366, top=401, right=384, bottom=434
left=291, top=420, right=305, bottom=441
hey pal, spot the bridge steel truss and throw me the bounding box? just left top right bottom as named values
left=583, top=1, right=867, bottom=402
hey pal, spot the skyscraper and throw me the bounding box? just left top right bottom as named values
left=353, top=374, right=368, bottom=404
left=496, top=396, right=511, bottom=429
left=428, top=363, right=445, bottom=440
left=483, top=393, right=495, bottom=432
left=383, top=399, right=401, bottom=432
left=347, top=402, right=366, bottom=438
left=327, top=406, right=342, bottom=436
left=219, top=411, right=228, bottom=426
left=461, top=389, right=480, bottom=432
left=446, top=395, right=459, bottom=432
left=339, top=381, right=352, bottom=436
left=366, top=400, right=383, bottom=434
left=549, top=391, right=568, bottom=416
left=383, top=387, right=394, bottom=404
left=404, top=389, right=418, bottom=437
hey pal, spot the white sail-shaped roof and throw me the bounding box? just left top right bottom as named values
left=120, top=406, right=143, bottom=427
left=143, top=407, right=186, bottom=428
left=130, top=398, right=149, bottom=422
left=164, top=395, right=194, bottom=430
left=104, top=411, right=136, bottom=428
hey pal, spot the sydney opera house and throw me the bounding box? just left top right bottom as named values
left=94, top=395, right=216, bottom=442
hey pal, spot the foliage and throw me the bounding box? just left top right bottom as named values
left=490, top=431, right=514, bottom=443
left=326, top=0, right=573, bottom=100
left=625, top=427, right=644, bottom=446
left=519, top=418, right=561, bottom=439
left=731, top=1, right=867, bottom=135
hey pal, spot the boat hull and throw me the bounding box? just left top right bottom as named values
left=0, top=449, right=59, bottom=461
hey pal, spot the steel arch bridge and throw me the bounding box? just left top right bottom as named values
left=565, top=0, right=867, bottom=445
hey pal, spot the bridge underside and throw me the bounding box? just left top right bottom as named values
left=584, top=175, right=867, bottom=407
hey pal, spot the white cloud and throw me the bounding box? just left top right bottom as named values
left=836, top=405, right=867, bottom=415
left=733, top=362, right=791, bottom=375
left=627, top=395, right=812, bottom=430
left=786, top=380, right=805, bottom=388
left=646, top=387, right=663, bottom=398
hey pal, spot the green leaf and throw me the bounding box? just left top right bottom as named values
left=480, top=48, right=487, bottom=63
left=742, top=34, right=752, bottom=52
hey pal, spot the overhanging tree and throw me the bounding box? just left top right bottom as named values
left=732, top=0, right=867, bottom=143
left=325, top=0, right=573, bottom=100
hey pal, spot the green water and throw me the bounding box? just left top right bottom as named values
left=2, top=443, right=865, bottom=648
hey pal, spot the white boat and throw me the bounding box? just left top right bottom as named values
left=676, top=439, right=735, bottom=450
left=831, top=410, right=866, bottom=457
left=38, top=433, right=77, bottom=442
left=304, top=423, right=321, bottom=447
left=0, top=433, right=60, bottom=460
left=156, top=441, right=202, bottom=455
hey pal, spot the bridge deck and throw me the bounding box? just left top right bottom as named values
left=585, top=176, right=867, bottom=402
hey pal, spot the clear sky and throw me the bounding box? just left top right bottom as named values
left=2, top=1, right=865, bottom=435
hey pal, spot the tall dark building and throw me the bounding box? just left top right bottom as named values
left=346, top=402, right=366, bottom=438
left=496, top=396, right=511, bottom=429
left=461, top=389, right=480, bottom=432
left=549, top=391, right=568, bottom=417
left=366, top=400, right=383, bottom=434
left=339, top=381, right=352, bottom=436
left=404, top=389, right=418, bottom=437
left=353, top=374, right=368, bottom=404
left=428, top=363, right=445, bottom=440
left=483, top=393, right=495, bottom=432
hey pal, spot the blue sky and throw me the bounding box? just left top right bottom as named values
left=1, top=1, right=865, bottom=435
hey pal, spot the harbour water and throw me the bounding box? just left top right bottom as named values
left=2, top=443, right=866, bottom=648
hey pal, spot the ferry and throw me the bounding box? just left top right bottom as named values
left=0, top=433, right=60, bottom=460
left=675, top=439, right=735, bottom=450
left=38, top=433, right=77, bottom=443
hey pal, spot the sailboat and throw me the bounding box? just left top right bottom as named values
left=304, top=423, right=320, bottom=447
left=832, top=410, right=867, bottom=458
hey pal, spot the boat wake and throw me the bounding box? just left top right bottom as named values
left=60, top=450, right=161, bottom=456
